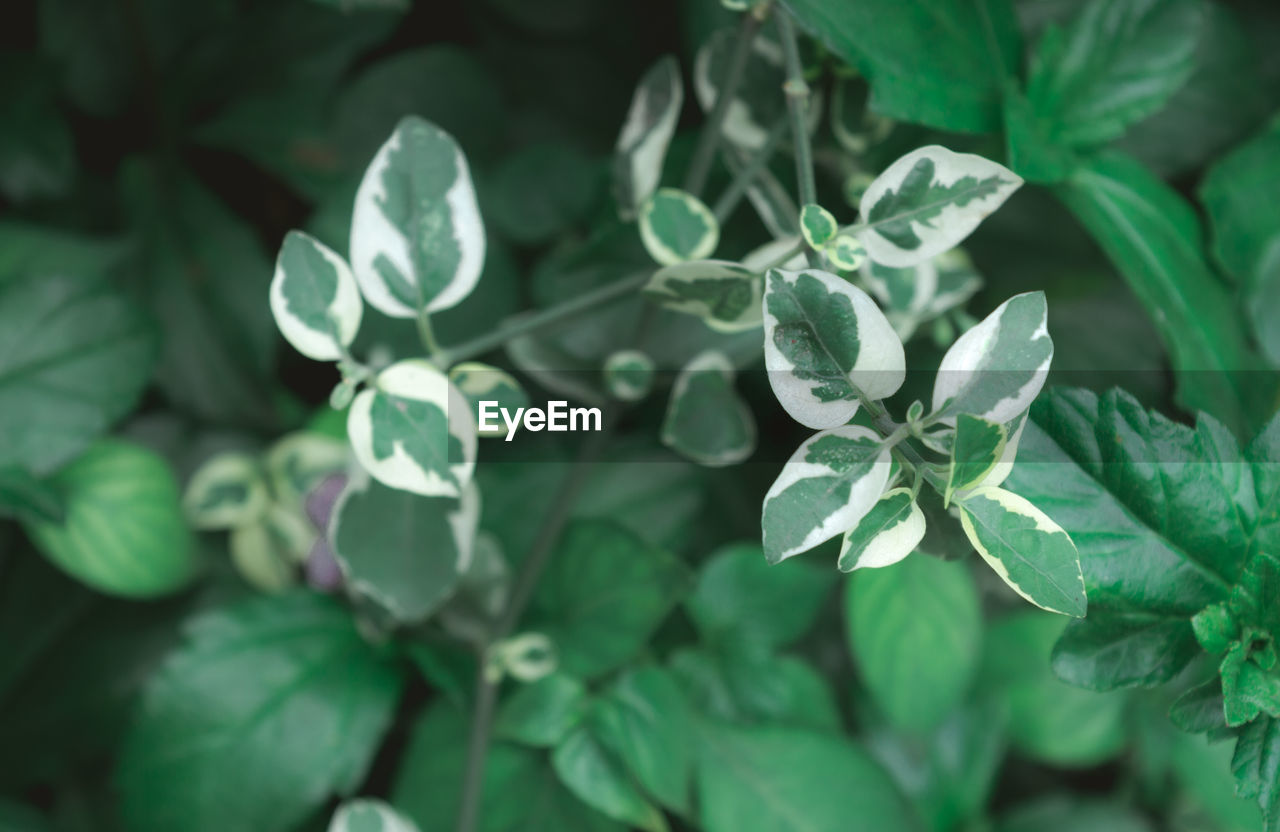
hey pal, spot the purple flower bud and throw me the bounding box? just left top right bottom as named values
left=305, top=538, right=344, bottom=592
left=306, top=473, right=347, bottom=531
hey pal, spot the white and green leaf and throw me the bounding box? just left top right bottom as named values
left=639, top=188, right=720, bottom=266
left=183, top=452, right=269, bottom=530
left=642, top=260, right=763, bottom=332
left=228, top=508, right=312, bottom=593
left=957, top=486, right=1086, bottom=617
left=613, top=55, right=683, bottom=217
left=347, top=359, right=476, bottom=497
left=801, top=203, right=838, bottom=248
left=269, top=231, right=362, bottom=361
left=762, top=426, right=893, bottom=564
left=857, top=145, right=1022, bottom=267
left=837, top=487, right=925, bottom=571
left=448, top=361, right=529, bottom=438
left=328, top=799, right=421, bottom=832
left=742, top=236, right=806, bottom=271
left=349, top=116, right=485, bottom=318
left=264, top=432, right=350, bottom=509
left=763, top=268, right=905, bottom=429
left=662, top=350, right=756, bottom=467
left=824, top=234, right=866, bottom=271
left=603, top=350, right=656, bottom=402
left=931, top=291, right=1053, bottom=425
left=945, top=414, right=1009, bottom=505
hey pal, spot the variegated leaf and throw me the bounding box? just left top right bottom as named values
left=857, top=145, right=1022, bottom=267
left=945, top=414, right=1008, bottom=506
left=264, top=432, right=350, bottom=509
left=448, top=361, right=529, bottom=438
left=639, top=188, right=719, bottom=266
left=613, top=55, right=683, bottom=217
left=762, top=426, right=893, bottom=564
left=763, top=268, right=905, bottom=429
left=269, top=231, right=363, bottom=361
left=837, top=487, right=925, bottom=571
left=228, top=506, right=314, bottom=592
left=349, top=116, right=485, bottom=318
left=824, top=234, right=865, bottom=271
left=347, top=359, right=476, bottom=497
left=662, top=350, right=756, bottom=467
left=642, top=259, right=763, bottom=332
left=861, top=250, right=981, bottom=342
left=183, top=452, right=269, bottom=530
left=801, top=203, right=838, bottom=248
left=931, top=291, right=1052, bottom=425
left=328, top=799, right=421, bottom=832
left=742, top=236, right=806, bottom=272
left=603, top=350, right=656, bottom=402
left=957, top=486, right=1085, bottom=617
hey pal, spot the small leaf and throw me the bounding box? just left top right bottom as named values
left=448, top=361, right=529, bottom=438
left=495, top=673, right=588, bottom=748
left=800, top=203, right=838, bottom=248
left=763, top=267, right=905, bottom=429
left=762, top=426, right=893, bottom=564
left=552, top=727, right=667, bottom=832
left=639, top=188, right=719, bottom=266
left=824, top=234, right=866, bottom=271
left=857, top=145, right=1022, bottom=268
left=228, top=517, right=303, bottom=593
left=264, top=432, right=350, bottom=510
left=329, top=800, right=421, bottom=832
left=270, top=231, right=363, bottom=361
left=846, top=553, right=981, bottom=732
left=931, top=292, right=1052, bottom=425
left=957, top=486, right=1086, bottom=617
left=183, top=452, right=270, bottom=530
left=642, top=260, right=763, bottom=333
left=613, top=56, right=683, bottom=218
left=946, top=414, right=1009, bottom=505
left=24, top=440, right=196, bottom=598
left=837, top=487, right=925, bottom=571
left=1231, top=715, right=1280, bottom=826
left=347, top=359, right=477, bottom=497
left=662, top=351, right=755, bottom=467
left=349, top=116, right=485, bottom=318
left=330, top=478, right=479, bottom=622
left=603, top=350, right=656, bottom=402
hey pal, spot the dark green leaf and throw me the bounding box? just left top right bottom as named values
left=551, top=727, right=666, bottom=832
left=0, top=466, right=63, bottom=525
left=494, top=673, right=589, bottom=748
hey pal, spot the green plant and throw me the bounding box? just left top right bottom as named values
left=2, top=1, right=1279, bottom=831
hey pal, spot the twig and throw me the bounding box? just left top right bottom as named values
left=775, top=10, right=821, bottom=268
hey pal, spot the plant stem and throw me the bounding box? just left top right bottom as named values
left=416, top=309, right=440, bottom=356
left=861, top=397, right=946, bottom=491
left=453, top=429, right=611, bottom=832
left=437, top=271, right=650, bottom=367
left=683, top=2, right=772, bottom=197
left=775, top=10, right=821, bottom=268
left=712, top=117, right=789, bottom=224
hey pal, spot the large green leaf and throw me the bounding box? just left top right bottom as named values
left=1054, top=152, right=1269, bottom=436
left=845, top=553, right=982, bottom=732
left=781, top=0, right=1022, bottom=132
left=117, top=592, right=404, bottom=832
left=0, top=268, right=156, bottom=476
left=670, top=646, right=841, bottom=733
left=527, top=520, right=688, bottom=678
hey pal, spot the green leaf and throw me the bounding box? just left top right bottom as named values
left=695, top=721, right=914, bottom=832
left=838, top=488, right=926, bottom=571
left=662, top=351, right=756, bottom=467
left=670, top=646, right=842, bottom=732
left=763, top=267, right=905, bottom=429
left=981, top=612, right=1128, bottom=766
left=330, top=478, right=478, bottom=622
left=858, top=146, right=1022, bottom=267
left=528, top=520, right=688, bottom=678
left=117, top=592, right=404, bottom=832
left=1054, top=152, right=1268, bottom=436
left=0, top=269, right=156, bottom=476
left=23, top=440, right=196, bottom=598
left=1232, top=716, right=1280, bottom=829
left=642, top=260, right=763, bottom=333
left=824, top=234, right=866, bottom=271
left=783, top=0, right=1022, bottom=132
left=495, top=673, right=589, bottom=748
left=228, top=513, right=307, bottom=593
left=602, top=350, right=656, bottom=402
left=613, top=56, right=683, bottom=218
left=183, top=452, right=270, bottom=530
left=846, top=553, right=981, bottom=731
left=762, top=426, right=893, bottom=564
left=1200, top=115, right=1280, bottom=364
left=1005, top=387, right=1255, bottom=689
left=639, top=188, right=720, bottom=266
left=686, top=542, right=833, bottom=651
left=264, top=432, right=350, bottom=510
left=449, top=362, right=529, bottom=439
left=947, top=414, right=1009, bottom=504
left=552, top=727, right=667, bottom=832
left=931, top=291, right=1052, bottom=426
left=0, top=466, right=63, bottom=525
left=958, top=486, right=1085, bottom=616
left=589, top=667, right=693, bottom=814
left=347, top=359, right=477, bottom=497
left=996, top=798, right=1151, bottom=832
left=487, top=142, right=601, bottom=246
left=800, top=203, right=838, bottom=248
left=0, top=55, right=74, bottom=203
left=328, top=800, right=421, bottom=832
left=270, top=230, right=363, bottom=361
left=350, top=116, right=485, bottom=318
